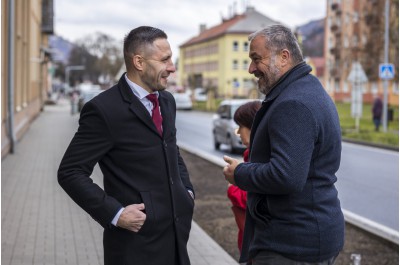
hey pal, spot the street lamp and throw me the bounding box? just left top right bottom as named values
left=65, top=65, right=85, bottom=90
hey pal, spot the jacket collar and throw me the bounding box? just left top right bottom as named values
left=263, top=61, right=312, bottom=103
left=248, top=62, right=312, bottom=154
left=117, top=73, right=169, bottom=138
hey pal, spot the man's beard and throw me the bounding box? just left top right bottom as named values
left=257, top=67, right=280, bottom=95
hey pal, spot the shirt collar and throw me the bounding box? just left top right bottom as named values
left=124, top=74, right=159, bottom=99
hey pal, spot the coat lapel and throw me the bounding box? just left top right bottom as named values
left=118, top=74, right=163, bottom=137
left=158, top=91, right=172, bottom=138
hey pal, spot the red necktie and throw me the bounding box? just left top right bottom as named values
left=146, top=94, right=163, bottom=135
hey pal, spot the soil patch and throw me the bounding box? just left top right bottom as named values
left=180, top=149, right=399, bottom=265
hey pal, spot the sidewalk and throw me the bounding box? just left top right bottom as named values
left=1, top=99, right=238, bottom=265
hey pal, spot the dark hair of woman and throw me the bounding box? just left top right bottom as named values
left=233, top=101, right=262, bottom=129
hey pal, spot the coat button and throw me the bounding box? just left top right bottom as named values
left=175, top=216, right=179, bottom=222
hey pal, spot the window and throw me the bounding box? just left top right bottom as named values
left=362, top=33, right=367, bottom=45
left=233, top=41, right=239, bottom=51
left=345, top=13, right=350, bottom=24
left=326, top=79, right=332, bottom=93
left=233, top=60, right=238, bottom=70
left=335, top=81, right=340, bottom=92
left=329, top=37, right=334, bottom=49
left=243, top=60, right=248, bottom=70
left=393, top=82, right=399, bottom=94
left=371, top=82, right=378, bottom=94
left=343, top=36, right=349, bottom=48
left=352, top=36, right=358, bottom=46
left=343, top=82, right=349, bottom=92
left=243, top=78, right=253, bottom=89
left=243, top=42, right=249, bottom=51
left=232, top=78, right=239, bottom=89
left=353, top=12, right=359, bottom=22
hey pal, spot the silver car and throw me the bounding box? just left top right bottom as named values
left=212, top=99, right=257, bottom=153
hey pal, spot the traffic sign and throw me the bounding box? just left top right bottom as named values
left=379, top=63, right=395, bottom=80
left=348, top=62, right=368, bottom=83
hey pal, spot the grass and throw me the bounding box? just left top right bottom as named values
left=192, top=99, right=399, bottom=149
left=337, top=102, right=398, bottom=148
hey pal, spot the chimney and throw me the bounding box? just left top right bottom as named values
left=199, top=24, right=207, bottom=34
left=246, top=6, right=255, bottom=13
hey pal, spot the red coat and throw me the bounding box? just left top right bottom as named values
left=227, top=148, right=249, bottom=252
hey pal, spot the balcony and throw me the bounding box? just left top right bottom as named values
left=331, top=24, right=339, bottom=32
left=41, top=0, right=54, bottom=34
left=330, top=68, right=341, bottom=78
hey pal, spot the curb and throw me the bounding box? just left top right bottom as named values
left=178, top=142, right=399, bottom=245
left=342, top=138, right=398, bottom=152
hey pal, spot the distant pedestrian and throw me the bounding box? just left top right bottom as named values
left=70, top=89, right=79, bottom=115
left=227, top=100, right=261, bottom=254
left=372, top=97, right=383, bottom=131
left=223, top=25, right=344, bottom=265
left=58, top=26, right=194, bottom=265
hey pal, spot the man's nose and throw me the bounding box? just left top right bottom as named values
left=248, top=61, right=256, bottom=74
left=167, top=60, right=176, bottom=72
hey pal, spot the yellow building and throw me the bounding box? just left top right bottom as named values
left=179, top=6, right=280, bottom=98
left=1, top=0, right=54, bottom=157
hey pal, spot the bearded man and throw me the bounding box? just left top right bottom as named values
left=223, top=25, right=344, bottom=265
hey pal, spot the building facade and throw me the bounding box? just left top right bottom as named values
left=324, top=0, right=399, bottom=105
left=1, top=0, right=54, bottom=157
left=179, top=6, right=280, bottom=98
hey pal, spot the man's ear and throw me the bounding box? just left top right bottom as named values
left=280, top=49, right=290, bottom=68
left=133, top=55, right=145, bottom=71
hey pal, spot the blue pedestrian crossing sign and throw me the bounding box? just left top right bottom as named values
left=379, top=63, right=395, bottom=80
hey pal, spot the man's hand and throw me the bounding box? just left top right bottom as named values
left=223, top=155, right=239, bottom=185
left=117, top=203, right=146, bottom=232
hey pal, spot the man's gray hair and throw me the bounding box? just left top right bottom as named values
left=249, top=24, right=303, bottom=64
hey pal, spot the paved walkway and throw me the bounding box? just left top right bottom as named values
left=1, top=99, right=238, bottom=265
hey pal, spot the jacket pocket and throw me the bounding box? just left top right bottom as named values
left=137, top=191, right=156, bottom=236
left=250, top=195, right=271, bottom=226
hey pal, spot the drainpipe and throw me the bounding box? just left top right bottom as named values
left=7, top=0, right=16, bottom=153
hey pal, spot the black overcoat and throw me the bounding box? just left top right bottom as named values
left=58, top=74, right=194, bottom=265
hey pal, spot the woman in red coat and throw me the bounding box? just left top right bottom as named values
left=227, top=100, right=261, bottom=253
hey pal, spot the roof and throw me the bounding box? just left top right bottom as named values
left=180, top=7, right=281, bottom=48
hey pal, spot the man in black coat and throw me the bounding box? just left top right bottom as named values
left=58, top=26, right=194, bottom=265
left=223, top=25, right=344, bottom=265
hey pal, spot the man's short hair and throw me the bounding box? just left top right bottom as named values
left=123, top=26, right=168, bottom=71
left=249, top=24, right=303, bottom=64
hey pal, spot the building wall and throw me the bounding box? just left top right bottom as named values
left=324, top=0, right=399, bottom=106
left=179, top=33, right=256, bottom=98
left=1, top=0, right=51, bottom=158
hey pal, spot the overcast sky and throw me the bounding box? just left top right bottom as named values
left=54, top=0, right=326, bottom=60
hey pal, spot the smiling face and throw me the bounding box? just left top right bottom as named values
left=248, top=35, right=282, bottom=95
left=139, top=38, right=175, bottom=92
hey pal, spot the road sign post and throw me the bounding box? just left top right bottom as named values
left=381, top=0, right=391, bottom=133
left=348, top=61, right=368, bottom=132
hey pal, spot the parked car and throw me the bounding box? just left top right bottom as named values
left=212, top=99, right=259, bottom=153
left=173, top=91, right=192, bottom=110
left=193, top=88, right=207, bottom=102
left=78, top=88, right=104, bottom=112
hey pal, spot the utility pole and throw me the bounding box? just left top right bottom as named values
left=382, top=0, right=390, bottom=132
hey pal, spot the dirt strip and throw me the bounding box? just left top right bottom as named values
left=180, top=149, right=399, bottom=265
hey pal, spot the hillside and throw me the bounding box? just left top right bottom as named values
left=296, top=18, right=325, bottom=57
